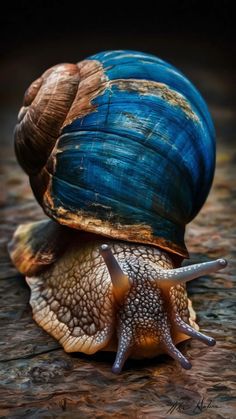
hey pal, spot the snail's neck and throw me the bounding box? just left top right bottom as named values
left=73, top=232, right=177, bottom=270
left=109, top=240, right=175, bottom=270
left=69, top=230, right=182, bottom=270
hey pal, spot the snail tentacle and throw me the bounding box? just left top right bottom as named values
left=160, top=333, right=192, bottom=370
left=112, top=334, right=133, bottom=374
left=172, top=313, right=216, bottom=346
left=100, top=244, right=131, bottom=301
left=155, top=258, right=227, bottom=283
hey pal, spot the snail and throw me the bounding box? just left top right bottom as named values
left=8, top=50, right=227, bottom=374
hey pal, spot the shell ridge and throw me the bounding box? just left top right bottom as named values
left=89, top=51, right=214, bottom=137
left=58, top=123, right=201, bottom=212
left=51, top=128, right=195, bottom=223
left=108, top=78, right=201, bottom=123
left=45, top=170, right=188, bottom=228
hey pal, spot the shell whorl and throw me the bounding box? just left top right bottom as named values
left=14, top=63, right=80, bottom=175
left=14, top=50, right=215, bottom=258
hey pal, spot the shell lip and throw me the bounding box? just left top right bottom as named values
left=43, top=200, right=189, bottom=259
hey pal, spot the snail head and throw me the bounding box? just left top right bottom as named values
left=100, top=244, right=227, bottom=374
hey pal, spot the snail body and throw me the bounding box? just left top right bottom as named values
left=9, top=50, right=227, bottom=373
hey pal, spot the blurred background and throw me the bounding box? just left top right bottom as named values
left=1, top=0, right=235, bottom=154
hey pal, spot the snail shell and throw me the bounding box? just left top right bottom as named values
left=14, top=50, right=215, bottom=258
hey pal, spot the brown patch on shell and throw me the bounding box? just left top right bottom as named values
left=14, top=59, right=107, bottom=209
left=14, top=63, right=80, bottom=176
left=111, top=79, right=200, bottom=122
left=62, top=60, right=108, bottom=128
left=24, top=77, right=43, bottom=107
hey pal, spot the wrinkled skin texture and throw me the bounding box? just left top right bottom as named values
left=9, top=219, right=223, bottom=373
left=25, top=238, right=199, bottom=373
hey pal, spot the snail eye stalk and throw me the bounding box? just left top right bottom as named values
left=155, top=259, right=227, bottom=284
left=100, top=244, right=131, bottom=301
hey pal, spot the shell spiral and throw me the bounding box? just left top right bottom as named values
left=15, top=50, right=215, bottom=258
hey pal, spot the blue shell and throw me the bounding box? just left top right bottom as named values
left=30, top=51, right=216, bottom=257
